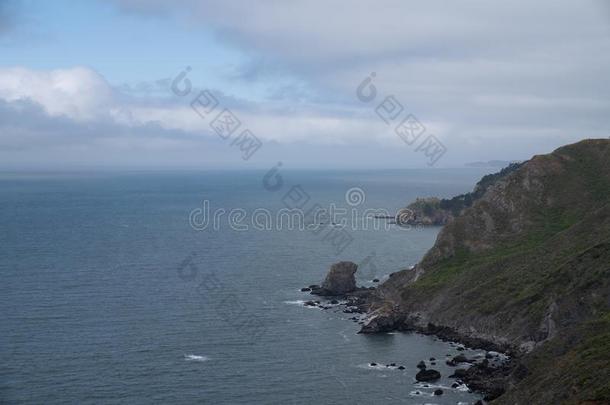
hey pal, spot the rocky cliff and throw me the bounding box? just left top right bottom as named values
left=404, top=197, right=453, bottom=225
left=403, top=162, right=524, bottom=226
left=367, top=139, right=610, bottom=404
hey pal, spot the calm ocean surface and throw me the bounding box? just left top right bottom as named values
left=0, top=168, right=490, bottom=404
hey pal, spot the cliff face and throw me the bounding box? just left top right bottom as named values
left=403, top=162, right=524, bottom=226
left=404, top=197, right=453, bottom=225
left=372, top=139, right=610, bottom=404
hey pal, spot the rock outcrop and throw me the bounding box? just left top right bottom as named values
left=312, top=261, right=358, bottom=295
left=415, top=369, right=441, bottom=382
left=401, top=162, right=525, bottom=226
left=404, top=197, right=453, bottom=225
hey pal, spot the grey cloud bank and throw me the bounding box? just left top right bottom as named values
left=1, top=0, right=609, bottom=168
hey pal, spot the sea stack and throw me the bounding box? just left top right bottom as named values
left=312, top=261, right=358, bottom=295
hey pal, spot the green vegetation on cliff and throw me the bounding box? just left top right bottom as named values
left=384, top=139, right=610, bottom=404
left=407, top=162, right=524, bottom=223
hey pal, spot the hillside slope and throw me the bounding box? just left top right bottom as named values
left=404, top=162, right=524, bottom=225
left=370, top=139, right=610, bottom=403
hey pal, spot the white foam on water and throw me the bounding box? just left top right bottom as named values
left=360, top=363, right=406, bottom=371
left=283, top=300, right=306, bottom=305
left=184, top=354, right=209, bottom=362
left=359, top=363, right=385, bottom=370
left=283, top=300, right=326, bottom=309
left=409, top=389, right=433, bottom=397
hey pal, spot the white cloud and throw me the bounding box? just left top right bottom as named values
left=0, top=66, right=390, bottom=147
left=0, top=66, right=114, bottom=121
left=2, top=0, right=610, bottom=167
left=110, top=0, right=610, bottom=152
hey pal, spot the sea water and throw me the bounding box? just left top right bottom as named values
left=0, top=168, right=490, bottom=404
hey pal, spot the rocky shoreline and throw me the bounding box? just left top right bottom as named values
left=303, top=141, right=610, bottom=404
left=361, top=312, right=522, bottom=402
left=305, top=260, right=519, bottom=403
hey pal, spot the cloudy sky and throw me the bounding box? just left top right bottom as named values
left=1, top=0, right=609, bottom=169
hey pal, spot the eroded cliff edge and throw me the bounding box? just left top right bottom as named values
left=364, top=139, right=610, bottom=404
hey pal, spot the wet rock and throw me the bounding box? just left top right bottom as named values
left=390, top=363, right=396, bottom=367
left=433, top=389, right=443, bottom=396
left=449, top=368, right=468, bottom=378
left=416, top=360, right=427, bottom=369
left=461, top=360, right=512, bottom=402
left=304, top=300, right=317, bottom=307
left=415, top=369, right=441, bottom=382
left=398, top=366, right=405, bottom=370
left=429, top=357, right=436, bottom=361
left=451, top=382, right=460, bottom=388
left=300, top=287, right=311, bottom=292
left=370, top=362, right=377, bottom=367
left=372, top=278, right=380, bottom=282
left=358, top=312, right=400, bottom=333
left=447, top=354, right=476, bottom=366
left=330, top=299, right=339, bottom=304
left=308, top=284, right=319, bottom=289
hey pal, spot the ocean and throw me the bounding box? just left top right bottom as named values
left=0, top=168, right=492, bottom=404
